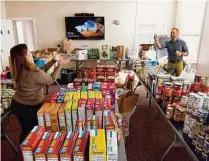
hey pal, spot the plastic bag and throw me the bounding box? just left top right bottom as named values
left=180, top=65, right=196, bottom=82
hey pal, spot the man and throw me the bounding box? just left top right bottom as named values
left=154, top=28, right=189, bottom=76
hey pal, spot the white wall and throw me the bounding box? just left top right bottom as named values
left=197, top=1, right=209, bottom=76
left=5, top=1, right=137, bottom=49
left=1, top=1, right=6, bottom=19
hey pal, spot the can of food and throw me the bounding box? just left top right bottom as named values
left=195, top=120, right=203, bottom=135
left=195, top=147, right=202, bottom=158
left=155, top=94, right=162, bottom=102
left=192, top=132, right=198, bottom=145
left=172, top=83, right=183, bottom=97
left=205, top=131, right=209, bottom=141
left=188, top=116, right=196, bottom=138
left=182, top=81, right=191, bottom=95
left=203, top=140, right=209, bottom=154
left=201, top=152, right=208, bottom=161
left=171, top=96, right=181, bottom=104
left=186, top=104, right=193, bottom=113
left=188, top=93, right=197, bottom=106
left=163, top=82, right=173, bottom=97
left=195, top=74, right=202, bottom=83
left=173, top=108, right=181, bottom=122
left=2, top=97, right=9, bottom=109
left=193, top=95, right=204, bottom=109
left=180, top=107, right=187, bottom=122
left=183, top=123, right=190, bottom=134
left=181, top=96, right=188, bottom=107
left=196, top=134, right=205, bottom=149
left=166, top=106, right=173, bottom=119
left=197, top=109, right=209, bottom=124
left=199, top=92, right=207, bottom=97
left=162, top=96, right=172, bottom=108
left=192, top=82, right=201, bottom=93
left=203, top=96, right=209, bottom=111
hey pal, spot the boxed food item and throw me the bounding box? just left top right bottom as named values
left=75, top=120, right=84, bottom=133
left=103, top=112, right=115, bottom=131
left=75, top=49, right=88, bottom=60
left=92, top=115, right=102, bottom=130
left=78, top=99, right=87, bottom=122
left=95, top=99, right=103, bottom=120
left=95, top=91, right=103, bottom=99
left=37, top=103, right=50, bottom=127
left=73, top=90, right=81, bottom=100
left=86, top=99, right=95, bottom=120
left=51, top=93, right=59, bottom=103
left=21, top=126, right=45, bottom=161
left=81, top=91, right=87, bottom=99
left=93, top=82, right=101, bottom=91
left=60, top=132, right=78, bottom=161
left=106, top=131, right=118, bottom=161
left=58, top=103, right=67, bottom=132
left=47, top=132, right=66, bottom=161
left=99, top=45, right=110, bottom=60
left=50, top=103, right=61, bottom=132
left=87, top=48, right=99, bottom=59
left=116, top=45, right=125, bottom=59
left=72, top=101, right=78, bottom=130
left=34, top=132, right=55, bottom=161
left=56, top=95, right=64, bottom=103
left=89, top=129, right=106, bottom=161
left=88, top=91, right=95, bottom=99
left=73, top=131, right=89, bottom=161
left=45, top=103, right=56, bottom=131
left=65, top=101, right=73, bottom=132
left=85, top=120, right=91, bottom=132
left=96, top=65, right=106, bottom=72
left=64, top=92, right=74, bottom=102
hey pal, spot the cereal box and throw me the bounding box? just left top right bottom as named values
left=58, top=103, right=67, bottom=132
left=95, top=91, right=102, bottom=99
left=51, top=93, right=59, bottom=103
left=73, top=131, right=89, bottom=161
left=86, top=99, right=95, bottom=120
left=88, top=91, right=95, bottom=99
left=89, top=129, right=106, bottom=161
left=45, top=103, right=56, bottom=131
left=103, top=113, right=115, bottom=131
left=37, top=103, right=50, bottom=127
left=50, top=103, right=61, bottom=132
left=73, top=90, right=81, bottom=100
left=47, top=132, right=66, bottom=161
left=64, top=92, right=74, bottom=102
left=21, top=126, right=45, bottom=161
left=56, top=95, right=64, bottom=103
left=78, top=99, right=87, bottom=122
left=65, top=101, right=73, bottom=132
left=34, top=132, right=55, bottom=161
left=75, top=120, right=84, bottom=133
left=60, top=132, right=78, bottom=161
left=81, top=91, right=87, bottom=99
left=106, top=131, right=118, bottom=161
left=85, top=120, right=91, bottom=132
left=92, top=115, right=102, bottom=130
left=72, top=101, right=78, bottom=130
left=95, top=99, right=103, bottom=120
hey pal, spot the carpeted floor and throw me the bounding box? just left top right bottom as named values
left=1, top=85, right=194, bottom=161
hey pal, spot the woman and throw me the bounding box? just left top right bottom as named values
left=10, top=44, right=70, bottom=143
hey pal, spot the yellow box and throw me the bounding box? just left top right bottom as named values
left=89, top=129, right=106, bottom=161
left=58, top=103, right=66, bottom=132
left=65, top=101, right=73, bottom=132
left=37, top=103, right=50, bottom=127
left=81, top=91, right=87, bottom=99
left=88, top=91, right=95, bottom=99
left=95, top=91, right=102, bottom=99
left=50, top=103, right=61, bottom=132
left=73, top=91, right=80, bottom=100
left=72, top=101, right=78, bottom=130
left=45, top=103, right=56, bottom=131
left=64, top=92, right=74, bottom=102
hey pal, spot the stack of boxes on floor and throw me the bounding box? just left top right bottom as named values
left=21, top=81, right=121, bottom=161
left=148, top=72, right=209, bottom=160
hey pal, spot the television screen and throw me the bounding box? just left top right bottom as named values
left=65, top=17, right=105, bottom=40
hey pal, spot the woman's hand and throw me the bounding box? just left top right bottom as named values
left=58, top=56, right=71, bottom=65
left=54, top=54, right=61, bottom=62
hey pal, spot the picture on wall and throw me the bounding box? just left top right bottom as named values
left=65, top=17, right=105, bottom=40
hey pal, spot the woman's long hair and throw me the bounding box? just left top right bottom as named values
left=10, top=44, right=38, bottom=86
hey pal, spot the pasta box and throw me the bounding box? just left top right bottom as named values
left=58, top=103, right=67, bottom=132
left=65, top=101, right=73, bottom=132
left=50, top=103, right=61, bottom=132
left=45, top=103, right=57, bottom=131
left=37, top=103, right=50, bottom=127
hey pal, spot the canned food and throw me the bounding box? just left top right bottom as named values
left=193, top=95, right=204, bottom=109
left=162, top=96, right=172, bottom=108
left=195, top=147, right=202, bottom=157
left=197, top=109, right=209, bottom=124
left=188, top=93, right=197, bottom=106
left=181, top=96, right=188, bottom=107
left=162, top=82, right=173, bottom=97
left=180, top=107, right=186, bottom=122
left=192, top=132, right=198, bottom=145
left=205, top=131, right=209, bottom=141
left=173, top=83, right=182, bottom=97
left=188, top=116, right=196, bottom=138
left=195, top=74, right=202, bottom=83
left=182, top=81, right=191, bottom=95
left=171, top=96, right=181, bottom=104
left=183, top=123, right=190, bottom=134
left=2, top=97, right=9, bottom=109
left=186, top=104, right=193, bottom=113
left=203, top=96, right=209, bottom=111
left=203, top=140, right=209, bottom=154
left=192, top=82, right=201, bottom=93
left=195, top=120, right=203, bottom=135
left=199, top=92, right=207, bottom=97
left=201, top=152, right=208, bottom=161
left=166, top=106, right=173, bottom=119
left=173, top=108, right=181, bottom=122
left=196, top=134, right=205, bottom=149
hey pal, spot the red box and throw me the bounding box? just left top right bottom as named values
left=75, top=120, right=84, bottom=133
left=73, top=131, right=89, bottom=161
left=51, top=93, right=59, bottom=103
left=95, top=99, right=103, bottom=119
left=21, top=126, right=45, bottom=161
left=106, top=65, right=116, bottom=72
left=78, top=99, right=87, bottom=122
left=103, top=115, right=115, bottom=131
left=60, top=132, right=78, bottom=161
left=34, top=132, right=55, bottom=161
left=85, top=120, right=91, bottom=132
left=46, top=132, right=66, bottom=161
left=96, top=65, right=106, bottom=72
left=86, top=99, right=95, bottom=120
left=92, top=115, right=102, bottom=130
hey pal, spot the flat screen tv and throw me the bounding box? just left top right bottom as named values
left=65, top=17, right=105, bottom=40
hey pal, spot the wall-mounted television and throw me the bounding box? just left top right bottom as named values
left=65, top=17, right=105, bottom=40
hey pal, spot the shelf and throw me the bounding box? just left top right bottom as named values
left=71, top=59, right=129, bottom=62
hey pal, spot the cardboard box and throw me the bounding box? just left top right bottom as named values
left=81, top=91, right=87, bottom=99
left=47, top=132, right=66, bottom=161
left=64, top=92, right=74, bottom=102
left=72, top=101, right=78, bottom=130
left=86, top=99, right=95, bottom=120
left=78, top=99, right=87, bottom=122
left=50, top=103, right=61, bottom=132
left=73, top=91, right=81, bottom=100
left=89, top=129, right=106, bottom=161
left=106, top=131, right=118, bottom=161
left=37, top=103, right=50, bottom=127
left=88, top=91, right=95, bottom=99
left=103, top=114, right=115, bottom=131
left=58, top=103, right=67, bottom=132
left=73, top=131, right=89, bottom=161
left=65, top=101, right=73, bottom=132
left=56, top=95, right=64, bottom=103
left=85, top=120, right=91, bottom=132
left=75, top=120, right=84, bottom=133
left=21, top=126, right=45, bottom=161
left=45, top=103, right=56, bottom=131
left=51, top=93, right=59, bottom=103
left=34, top=132, right=55, bottom=161
left=60, top=132, right=78, bottom=161
left=92, top=115, right=102, bottom=130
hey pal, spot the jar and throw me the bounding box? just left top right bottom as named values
left=195, top=74, right=202, bottom=83
left=171, top=96, right=181, bottom=104
left=182, top=81, right=191, bottom=96
left=181, top=96, right=188, bottom=107
left=173, top=108, right=181, bottom=122
left=172, top=82, right=183, bottom=97
left=180, top=107, right=186, bottom=122
left=197, top=109, right=209, bottom=124
left=162, top=82, right=173, bottom=97
left=166, top=106, right=173, bottom=119
left=162, top=96, right=171, bottom=108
